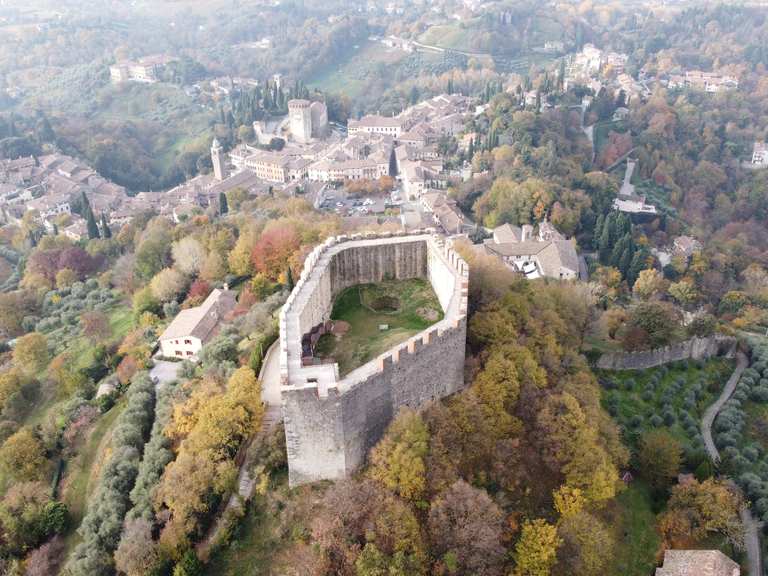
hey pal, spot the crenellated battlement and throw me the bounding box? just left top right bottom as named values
left=278, top=230, right=468, bottom=486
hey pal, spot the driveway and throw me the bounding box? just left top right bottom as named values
left=150, top=359, right=182, bottom=390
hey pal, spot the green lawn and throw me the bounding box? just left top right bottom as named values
left=601, top=481, right=661, bottom=576
left=599, top=358, right=734, bottom=450
left=314, top=278, right=443, bottom=376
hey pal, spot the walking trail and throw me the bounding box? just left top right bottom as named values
left=699, top=352, right=762, bottom=576
left=196, top=341, right=283, bottom=559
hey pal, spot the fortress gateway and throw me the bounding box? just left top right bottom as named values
left=278, top=231, right=469, bottom=486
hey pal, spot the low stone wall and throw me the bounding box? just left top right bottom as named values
left=596, top=335, right=738, bottom=371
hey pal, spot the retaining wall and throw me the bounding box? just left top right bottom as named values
left=596, top=335, right=738, bottom=371
left=279, top=230, right=468, bottom=486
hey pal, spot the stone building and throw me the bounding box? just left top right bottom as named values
left=278, top=231, right=468, bottom=486
left=211, top=138, right=227, bottom=182
left=484, top=222, right=579, bottom=280
left=289, top=99, right=313, bottom=143
left=655, top=550, right=739, bottom=576
left=310, top=101, right=329, bottom=138
left=159, top=288, right=237, bottom=360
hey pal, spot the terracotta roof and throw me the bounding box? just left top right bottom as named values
left=159, top=289, right=237, bottom=343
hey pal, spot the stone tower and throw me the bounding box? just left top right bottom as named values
left=211, top=138, right=227, bottom=181
left=288, top=99, right=312, bottom=144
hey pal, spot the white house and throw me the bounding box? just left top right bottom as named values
left=484, top=223, right=579, bottom=280
left=159, top=288, right=237, bottom=360
left=752, top=142, right=768, bottom=167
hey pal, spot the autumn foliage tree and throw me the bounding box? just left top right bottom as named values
left=369, top=408, right=430, bottom=502
left=251, top=225, right=301, bottom=281
left=428, top=480, right=506, bottom=576
left=154, top=367, right=263, bottom=553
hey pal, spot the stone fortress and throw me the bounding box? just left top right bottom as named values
left=278, top=230, right=469, bottom=487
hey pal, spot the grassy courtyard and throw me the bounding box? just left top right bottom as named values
left=314, top=278, right=443, bottom=376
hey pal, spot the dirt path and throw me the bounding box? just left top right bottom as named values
left=196, top=404, right=282, bottom=560
left=701, top=352, right=748, bottom=463
left=197, top=345, right=284, bottom=560
left=699, top=352, right=762, bottom=576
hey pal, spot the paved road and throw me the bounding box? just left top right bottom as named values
left=699, top=352, right=762, bottom=576
left=701, top=352, right=748, bottom=463
left=259, top=340, right=281, bottom=407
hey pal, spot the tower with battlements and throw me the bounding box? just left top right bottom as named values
left=288, top=99, right=313, bottom=144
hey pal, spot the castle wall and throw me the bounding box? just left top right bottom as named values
left=280, top=232, right=468, bottom=487
left=338, top=320, right=466, bottom=474
left=282, top=386, right=347, bottom=484
left=596, top=335, right=737, bottom=370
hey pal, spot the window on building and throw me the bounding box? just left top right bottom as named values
left=186, top=351, right=193, bottom=356
left=175, top=351, right=182, bottom=356
left=184, top=339, right=192, bottom=345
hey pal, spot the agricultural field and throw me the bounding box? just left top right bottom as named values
left=599, top=358, right=734, bottom=456
left=314, top=278, right=443, bottom=376
left=306, top=41, right=409, bottom=98
left=713, top=340, right=768, bottom=525
left=418, top=23, right=481, bottom=53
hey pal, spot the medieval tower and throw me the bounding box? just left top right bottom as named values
left=288, top=99, right=312, bottom=144
left=211, top=138, right=227, bottom=181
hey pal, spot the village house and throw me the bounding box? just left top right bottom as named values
left=484, top=222, right=580, bottom=280
left=419, top=191, right=465, bottom=235
left=752, top=142, right=768, bottom=167
left=159, top=288, right=237, bottom=360
left=348, top=115, right=405, bottom=138
left=655, top=550, right=739, bottom=576
left=667, top=71, right=738, bottom=93
left=109, top=55, right=176, bottom=84
left=672, top=235, right=703, bottom=260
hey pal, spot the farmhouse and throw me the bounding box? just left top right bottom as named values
left=159, top=288, right=237, bottom=360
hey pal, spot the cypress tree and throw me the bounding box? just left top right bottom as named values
left=593, top=213, right=605, bottom=250
left=287, top=266, right=294, bottom=290
left=598, top=221, right=613, bottom=263
left=100, top=213, right=112, bottom=239
left=86, top=208, right=100, bottom=240
left=80, top=192, right=100, bottom=239
left=628, top=249, right=648, bottom=287
left=219, top=192, right=229, bottom=215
